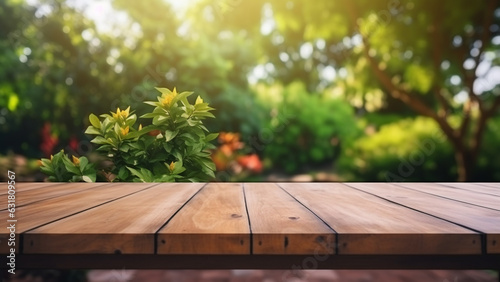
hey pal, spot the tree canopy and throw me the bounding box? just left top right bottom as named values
left=1, top=0, right=499, bottom=180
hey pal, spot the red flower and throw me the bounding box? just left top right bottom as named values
left=40, top=122, right=58, bottom=157
left=69, top=136, right=79, bottom=151
left=237, top=154, right=263, bottom=174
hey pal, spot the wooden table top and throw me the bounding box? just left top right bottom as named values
left=1, top=182, right=500, bottom=269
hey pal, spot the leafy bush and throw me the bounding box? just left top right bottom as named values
left=41, top=87, right=217, bottom=182
left=337, top=117, right=456, bottom=181
left=40, top=150, right=96, bottom=182
left=206, top=86, right=267, bottom=143
left=261, top=82, right=359, bottom=173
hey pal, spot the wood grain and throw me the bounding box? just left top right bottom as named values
left=347, top=183, right=500, bottom=254
left=0, top=182, right=106, bottom=210
left=397, top=183, right=500, bottom=211
left=437, top=182, right=500, bottom=197
left=244, top=183, right=334, bottom=254
left=0, top=182, right=64, bottom=195
left=280, top=183, right=480, bottom=255
left=0, top=183, right=153, bottom=253
left=23, top=183, right=202, bottom=254
left=0, top=182, right=497, bottom=261
left=157, top=183, right=250, bottom=254
left=476, top=183, right=500, bottom=188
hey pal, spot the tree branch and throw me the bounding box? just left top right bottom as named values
left=361, top=42, right=459, bottom=144
left=345, top=1, right=459, bottom=145
left=459, top=100, right=472, bottom=139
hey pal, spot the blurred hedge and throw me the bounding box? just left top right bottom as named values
left=259, top=82, right=359, bottom=173
left=337, top=116, right=500, bottom=181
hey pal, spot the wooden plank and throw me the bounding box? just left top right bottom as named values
left=0, top=183, right=154, bottom=253
left=0, top=182, right=107, bottom=210
left=157, top=183, right=250, bottom=255
left=0, top=182, right=64, bottom=195
left=347, top=183, right=500, bottom=254
left=397, top=183, right=500, bottom=211
left=244, top=183, right=335, bottom=254
left=280, top=183, right=481, bottom=255
left=437, top=182, right=500, bottom=197
left=23, top=183, right=203, bottom=254
left=476, top=183, right=500, bottom=188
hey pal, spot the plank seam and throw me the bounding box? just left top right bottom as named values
left=276, top=183, right=339, bottom=255
left=19, top=183, right=160, bottom=254
left=343, top=183, right=487, bottom=255
left=394, top=183, right=500, bottom=212
left=242, top=183, right=253, bottom=255
left=435, top=183, right=500, bottom=198
left=475, top=183, right=500, bottom=188
left=153, top=183, right=208, bottom=255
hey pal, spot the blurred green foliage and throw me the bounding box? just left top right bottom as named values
left=338, top=116, right=500, bottom=181
left=476, top=117, right=500, bottom=180
left=338, top=117, right=455, bottom=181
left=1, top=0, right=499, bottom=181
left=206, top=85, right=267, bottom=140
left=261, top=82, right=359, bottom=173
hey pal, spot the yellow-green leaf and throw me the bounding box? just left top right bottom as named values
left=89, top=114, right=101, bottom=129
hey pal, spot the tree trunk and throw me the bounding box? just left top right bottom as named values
left=454, top=147, right=475, bottom=182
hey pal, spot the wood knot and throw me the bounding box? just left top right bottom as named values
left=114, top=249, right=122, bottom=255
left=161, top=239, right=166, bottom=244
left=231, top=214, right=242, bottom=218
left=492, top=240, right=496, bottom=246
left=288, top=216, right=300, bottom=220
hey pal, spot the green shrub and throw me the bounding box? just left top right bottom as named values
left=41, top=87, right=217, bottom=182
left=262, top=82, right=359, bottom=173
left=337, top=117, right=456, bottom=181
left=39, top=150, right=96, bottom=182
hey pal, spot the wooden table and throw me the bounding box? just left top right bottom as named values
left=1, top=182, right=499, bottom=270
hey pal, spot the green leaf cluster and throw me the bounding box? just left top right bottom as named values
left=81, top=87, right=217, bottom=182
left=39, top=150, right=97, bottom=182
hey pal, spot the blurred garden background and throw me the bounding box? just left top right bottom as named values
left=1, top=0, right=500, bottom=182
